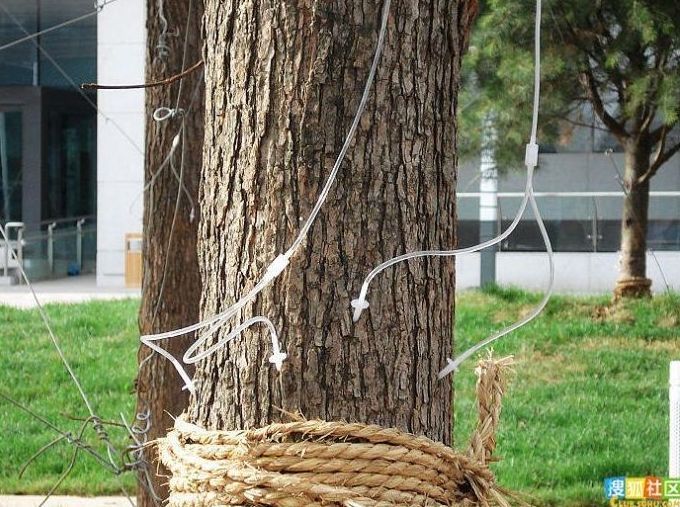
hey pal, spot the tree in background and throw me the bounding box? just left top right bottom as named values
left=460, top=0, right=679, bottom=298
left=136, top=0, right=204, bottom=505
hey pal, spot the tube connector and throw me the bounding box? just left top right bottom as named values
left=262, top=254, right=290, bottom=285
left=525, top=142, right=539, bottom=167
left=351, top=298, right=370, bottom=322
left=171, top=132, right=181, bottom=151
left=269, top=351, right=288, bottom=371
left=437, top=358, right=459, bottom=379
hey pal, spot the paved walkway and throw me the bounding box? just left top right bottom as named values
left=0, top=497, right=133, bottom=507
left=0, top=275, right=139, bottom=309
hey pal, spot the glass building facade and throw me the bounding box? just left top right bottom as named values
left=0, top=0, right=97, bottom=225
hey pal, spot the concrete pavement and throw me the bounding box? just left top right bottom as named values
left=0, top=496, right=134, bottom=507
left=0, top=275, right=139, bottom=309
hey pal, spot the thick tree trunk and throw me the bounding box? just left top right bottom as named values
left=614, top=139, right=652, bottom=298
left=189, top=0, right=473, bottom=449
left=136, top=1, right=204, bottom=505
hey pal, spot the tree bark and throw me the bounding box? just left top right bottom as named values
left=188, top=0, right=472, bottom=449
left=136, top=1, right=204, bottom=505
left=614, top=138, right=652, bottom=298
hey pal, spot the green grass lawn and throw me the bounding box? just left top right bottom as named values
left=0, top=299, right=139, bottom=496
left=0, top=290, right=678, bottom=505
left=454, top=287, right=680, bottom=506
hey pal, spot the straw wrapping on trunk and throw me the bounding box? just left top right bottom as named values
left=158, top=354, right=513, bottom=506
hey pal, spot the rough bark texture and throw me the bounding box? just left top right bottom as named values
left=136, top=1, right=204, bottom=505
left=614, top=138, right=652, bottom=299
left=190, top=0, right=473, bottom=447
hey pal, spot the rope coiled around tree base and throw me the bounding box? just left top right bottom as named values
left=158, top=355, right=514, bottom=507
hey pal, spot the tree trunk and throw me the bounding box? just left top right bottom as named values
left=136, top=1, right=204, bottom=505
left=614, top=139, right=652, bottom=298
left=188, top=0, right=473, bottom=450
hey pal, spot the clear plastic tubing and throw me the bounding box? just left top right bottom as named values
left=353, top=0, right=553, bottom=379
left=438, top=183, right=554, bottom=378
left=140, top=0, right=392, bottom=389
left=352, top=0, right=543, bottom=322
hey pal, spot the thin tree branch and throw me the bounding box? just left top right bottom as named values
left=638, top=135, right=680, bottom=185
left=579, top=67, right=629, bottom=141
left=82, top=60, right=204, bottom=90
left=556, top=116, right=612, bottom=133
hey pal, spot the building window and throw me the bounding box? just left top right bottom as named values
left=44, top=109, right=96, bottom=221
left=0, top=110, right=22, bottom=221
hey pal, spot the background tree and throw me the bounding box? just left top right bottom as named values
left=187, top=0, right=476, bottom=447
left=136, top=1, right=204, bottom=505
left=460, top=0, right=680, bottom=298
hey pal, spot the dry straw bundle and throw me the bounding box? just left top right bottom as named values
left=158, top=355, right=514, bottom=507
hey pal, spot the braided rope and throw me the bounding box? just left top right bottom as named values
left=158, top=355, right=513, bottom=506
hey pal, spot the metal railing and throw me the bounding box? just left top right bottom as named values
left=457, top=191, right=680, bottom=253
left=2, top=221, right=24, bottom=279
left=2, top=217, right=97, bottom=282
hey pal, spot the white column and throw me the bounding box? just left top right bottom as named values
left=96, top=0, right=146, bottom=287
left=479, top=116, right=498, bottom=287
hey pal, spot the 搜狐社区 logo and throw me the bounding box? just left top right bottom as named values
left=604, top=476, right=680, bottom=505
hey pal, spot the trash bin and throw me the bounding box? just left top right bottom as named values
left=125, top=233, right=143, bottom=288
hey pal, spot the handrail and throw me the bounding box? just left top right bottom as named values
left=2, top=222, right=24, bottom=280
left=37, top=214, right=95, bottom=227
left=458, top=191, right=680, bottom=198
left=22, top=224, right=96, bottom=242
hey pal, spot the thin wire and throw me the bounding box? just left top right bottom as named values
left=120, top=410, right=161, bottom=506
left=150, top=0, right=197, bottom=327
left=0, top=392, right=118, bottom=473
left=81, top=60, right=203, bottom=90
left=1, top=220, right=122, bottom=470
left=37, top=419, right=91, bottom=507
left=148, top=75, right=203, bottom=328
left=1, top=12, right=94, bottom=52
left=151, top=128, right=186, bottom=324
left=0, top=225, right=95, bottom=417
left=132, top=67, right=204, bottom=219
left=174, top=0, right=194, bottom=111
left=129, top=128, right=183, bottom=216
left=18, top=435, right=66, bottom=478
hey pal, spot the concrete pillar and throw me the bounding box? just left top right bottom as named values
left=479, top=117, right=498, bottom=287
left=96, top=0, right=146, bottom=287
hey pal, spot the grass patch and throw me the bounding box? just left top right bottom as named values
left=0, top=299, right=139, bottom=495
left=454, top=287, right=680, bottom=507
left=0, top=290, right=678, bottom=505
